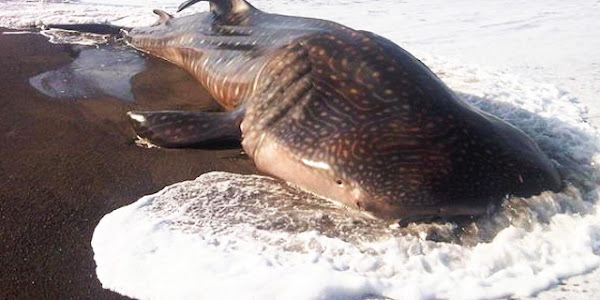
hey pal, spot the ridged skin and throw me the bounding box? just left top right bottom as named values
left=126, top=1, right=562, bottom=220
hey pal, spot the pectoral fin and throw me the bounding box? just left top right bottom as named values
left=127, top=108, right=244, bottom=148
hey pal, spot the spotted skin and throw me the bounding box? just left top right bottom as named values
left=125, top=0, right=561, bottom=220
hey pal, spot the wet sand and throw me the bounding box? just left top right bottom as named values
left=0, top=29, right=256, bottom=299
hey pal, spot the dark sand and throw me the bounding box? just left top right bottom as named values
left=0, top=29, right=256, bottom=299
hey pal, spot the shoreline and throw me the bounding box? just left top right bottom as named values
left=0, top=28, right=256, bottom=299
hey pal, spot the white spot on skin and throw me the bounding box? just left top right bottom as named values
left=128, top=112, right=146, bottom=123
left=301, top=158, right=331, bottom=170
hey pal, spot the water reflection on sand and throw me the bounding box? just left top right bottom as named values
left=29, top=45, right=146, bottom=102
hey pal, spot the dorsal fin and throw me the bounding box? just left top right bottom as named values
left=177, top=0, right=255, bottom=15
left=153, top=9, right=173, bottom=25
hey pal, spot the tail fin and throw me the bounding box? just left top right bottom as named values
left=45, top=8, right=174, bottom=34
left=43, top=23, right=128, bottom=35
left=177, top=0, right=256, bottom=16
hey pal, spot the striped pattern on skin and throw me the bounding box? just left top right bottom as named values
left=243, top=31, right=555, bottom=214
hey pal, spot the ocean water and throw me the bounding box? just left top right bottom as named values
left=2, top=1, right=599, bottom=299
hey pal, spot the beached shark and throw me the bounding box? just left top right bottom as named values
left=59, top=0, right=563, bottom=221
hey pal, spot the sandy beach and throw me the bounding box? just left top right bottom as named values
left=0, top=28, right=256, bottom=299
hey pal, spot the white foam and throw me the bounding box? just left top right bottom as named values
left=0, top=31, right=37, bottom=35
